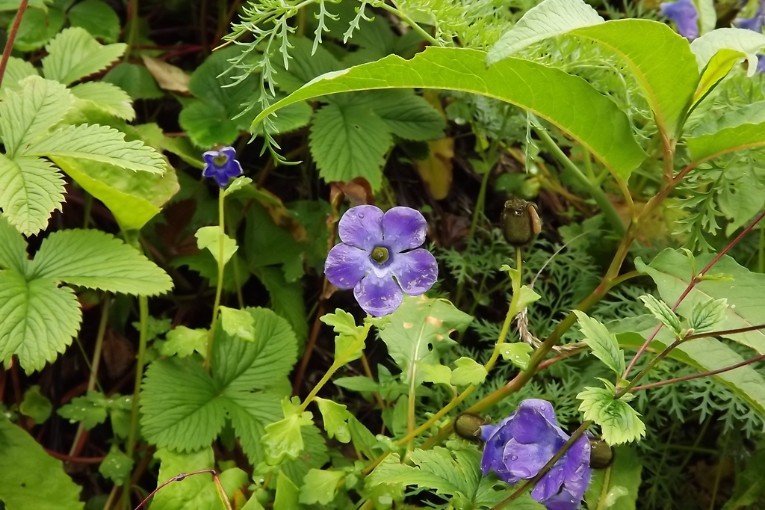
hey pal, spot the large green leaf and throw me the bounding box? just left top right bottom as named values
left=29, top=229, right=173, bottom=295
left=68, top=0, right=120, bottom=43
left=0, top=154, right=65, bottom=235
left=25, top=123, right=165, bottom=173
left=252, top=47, right=646, bottom=179
left=0, top=215, right=26, bottom=272
left=0, top=418, right=83, bottom=510
left=0, top=76, right=73, bottom=157
left=51, top=156, right=179, bottom=231
left=141, top=308, right=295, bottom=463
left=637, top=249, right=765, bottom=355
left=0, top=271, right=81, bottom=372
left=70, top=82, right=135, bottom=120
left=686, top=119, right=765, bottom=165
left=41, top=27, right=126, bottom=85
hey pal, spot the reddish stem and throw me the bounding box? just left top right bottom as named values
left=0, top=0, right=29, bottom=88
left=632, top=353, right=765, bottom=392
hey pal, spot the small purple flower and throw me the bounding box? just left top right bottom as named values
left=734, top=0, right=765, bottom=33
left=481, top=399, right=591, bottom=510
left=660, top=0, right=699, bottom=40
left=202, top=146, right=243, bottom=187
left=324, top=205, right=438, bottom=317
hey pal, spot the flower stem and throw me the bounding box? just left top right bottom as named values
left=0, top=0, right=28, bottom=88
left=631, top=353, right=765, bottom=393
left=377, top=1, right=440, bottom=46
left=491, top=421, right=591, bottom=510
left=299, top=362, right=340, bottom=412
left=133, top=469, right=231, bottom=510
left=205, top=191, right=227, bottom=369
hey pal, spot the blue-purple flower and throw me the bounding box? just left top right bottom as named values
left=324, top=205, right=438, bottom=317
left=735, top=0, right=765, bottom=33
left=481, top=399, right=591, bottom=510
left=660, top=0, right=699, bottom=40
left=202, top=146, right=243, bottom=187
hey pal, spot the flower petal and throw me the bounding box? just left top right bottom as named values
left=339, top=205, right=384, bottom=251
left=382, top=206, right=427, bottom=252
left=660, top=0, right=699, bottom=39
left=325, top=243, right=372, bottom=289
left=507, top=403, right=566, bottom=444
left=353, top=273, right=403, bottom=316
left=389, top=248, right=438, bottom=295
left=503, top=438, right=561, bottom=480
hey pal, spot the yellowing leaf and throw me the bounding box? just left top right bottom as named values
left=414, top=137, right=454, bottom=200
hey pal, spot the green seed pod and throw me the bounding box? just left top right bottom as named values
left=454, top=413, right=486, bottom=442
left=589, top=438, right=614, bottom=469
left=501, top=198, right=541, bottom=247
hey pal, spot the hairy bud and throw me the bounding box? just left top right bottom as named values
left=501, top=198, right=541, bottom=247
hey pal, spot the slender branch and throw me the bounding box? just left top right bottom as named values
left=0, top=0, right=28, bottom=88
left=205, top=192, right=227, bottom=369
left=491, top=421, right=591, bottom=509
left=632, top=353, right=765, bottom=392
left=685, top=324, right=765, bottom=341
left=378, top=1, right=439, bottom=46
left=134, top=469, right=232, bottom=510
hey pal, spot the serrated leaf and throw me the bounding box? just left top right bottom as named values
left=320, top=309, right=370, bottom=365
left=51, top=155, right=178, bottom=231
left=450, top=357, right=487, bottom=386
left=370, top=90, right=446, bottom=140
left=0, top=417, right=83, bottom=510
left=68, top=0, right=120, bottom=43
left=0, top=155, right=64, bottom=235
left=0, top=271, right=81, bottom=372
left=0, top=57, right=38, bottom=91
left=573, top=310, right=626, bottom=376
left=299, top=469, right=345, bottom=505
left=98, top=447, right=133, bottom=485
left=577, top=385, right=645, bottom=445
left=41, top=27, right=126, bottom=85
left=25, top=123, right=165, bottom=173
left=141, top=308, right=296, bottom=464
left=254, top=47, right=645, bottom=179
left=160, top=326, right=207, bottom=358
left=316, top=397, right=352, bottom=443
left=639, top=294, right=682, bottom=336
left=262, top=398, right=313, bottom=465
left=150, top=447, right=247, bottom=510
left=689, top=297, right=728, bottom=332
left=70, top=82, right=135, bottom=120
left=498, top=342, right=533, bottom=370
left=58, top=392, right=111, bottom=429
left=0, top=215, right=26, bottom=272
left=309, top=100, right=393, bottom=189
left=637, top=249, right=765, bottom=355
left=691, top=28, right=765, bottom=76
left=20, top=385, right=52, bottom=423
left=379, top=296, right=472, bottom=386
left=29, top=229, right=173, bottom=295
left=195, top=226, right=238, bottom=267
left=487, top=0, right=603, bottom=63
left=219, top=306, right=255, bottom=342
left=585, top=446, right=641, bottom=510
left=0, top=76, right=73, bottom=157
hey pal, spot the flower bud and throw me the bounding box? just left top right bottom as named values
left=589, top=438, right=614, bottom=469
left=501, top=198, right=541, bottom=247
left=454, top=413, right=486, bottom=441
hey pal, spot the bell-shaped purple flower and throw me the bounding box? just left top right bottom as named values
left=481, top=399, right=591, bottom=510
left=324, top=205, right=438, bottom=316
left=660, top=0, right=699, bottom=40
left=202, top=146, right=243, bottom=187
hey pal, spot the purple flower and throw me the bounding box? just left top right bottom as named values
left=202, top=147, right=243, bottom=187
left=660, top=0, right=699, bottom=40
left=324, top=205, right=438, bottom=316
left=481, top=399, right=591, bottom=510
left=734, top=0, right=765, bottom=33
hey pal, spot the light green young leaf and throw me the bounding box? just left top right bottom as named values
left=0, top=76, right=72, bottom=157
left=0, top=417, right=83, bottom=510
left=98, top=447, right=133, bottom=485
left=639, top=294, right=682, bottom=336
left=29, top=229, right=173, bottom=295
left=379, top=296, right=472, bottom=386
left=689, top=298, right=728, bottom=332
left=0, top=215, right=26, bottom=272
left=57, top=391, right=130, bottom=429
left=150, top=447, right=247, bottom=510
left=637, top=249, right=765, bottom=355
left=316, top=397, right=352, bottom=443
left=24, top=123, right=165, bottom=173
left=159, top=326, right=207, bottom=358
left=577, top=384, right=645, bottom=445
left=0, top=272, right=81, bottom=372
left=487, top=0, right=603, bottom=63
left=219, top=306, right=255, bottom=342
left=320, top=309, right=371, bottom=365
left=691, top=48, right=748, bottom=110
left=299, top=469, right=345, bottom=505
left=309, top=100, right=393, bottom=189
left=450, top=357, right=487, bottom=386
left=262, top=398, right=313, bottom=465
left=0, top=155, right=64, bottom=235
left=196, top=226, right=238, bottom=267
left=51, top=155, right=178, bottom=232
left=584, top=446, right=642, bottom=510
left=41, top=27, right=126, bottom=85
left=274, top=471, right=300, bottom=509
left=0, top=57, right=38, bottom=91
left=70, top=82, right=135, bottom=120
left=573, top=310, right=625, bottom=376
left=20, top=385, right=52, bottom=423
left=498, top=342, right=533, bottom=370
left=516, top=285, right=542, bottom=310
left=253, top=47, right=645, bottom=180
left=691, top=28, right=765, bottom=76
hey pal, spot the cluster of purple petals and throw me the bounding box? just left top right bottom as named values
left=481, top=399, right=591, bottom=510
left=202, top=146, right=243, bottom=187
left=323, top=205, right=438, bottom=317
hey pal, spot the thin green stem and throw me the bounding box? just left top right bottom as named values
left=378, top=2, right=440, bottom=45
left=205, top=192, right=227, bottom=369
left=125, top=0, right=140, bottom=59
left=535, top=126, right=625, bottom=236
left=299, top=363, right=340, bottom=412
left=468, top=167, right=493, bottom=241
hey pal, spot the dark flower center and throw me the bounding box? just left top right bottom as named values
left=212, top=153, right=229, bottom=167
left=370, top=246, right=390, bottom=264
